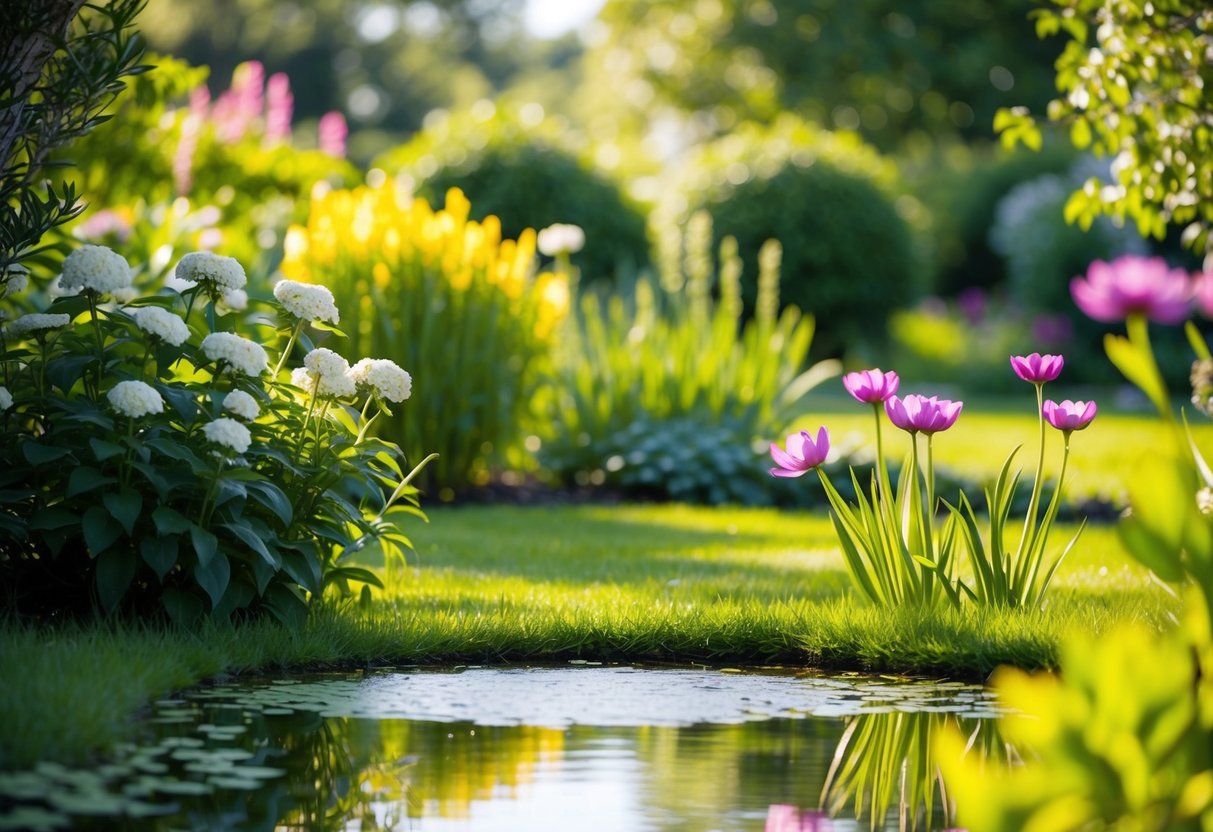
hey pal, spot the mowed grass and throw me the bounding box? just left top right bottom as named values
left=0, top=500, right=1177, bottom=769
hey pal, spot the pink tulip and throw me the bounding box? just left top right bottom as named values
left=765, top=804, right=831, bottom=832
left=770, top=427, right=830, bottom=478
left=1043, top=399, right=1097, bottom=433
left=318, top=111, right=348, bottom=158
left=1010, top=352, right=1064, bottom=384
left=842, top=368, right=900, bottom=404
left=885, top=394, right=963, bottom=435
left=1070, top=255, right=1191, bottom=324
left=1193, top=271, right=1213, bottom=319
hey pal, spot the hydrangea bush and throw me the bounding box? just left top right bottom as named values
left=0, top=246, right=430, bottom=625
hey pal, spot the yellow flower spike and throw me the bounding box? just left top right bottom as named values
left=372, top=262, right=391, bottom=290
left=280, top=225, right=310, bottom=280
left=444, top=187, right=471, bottom=227
left=533, top=272, right=571, bottom=340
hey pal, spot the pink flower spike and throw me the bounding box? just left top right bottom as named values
left=842, top=368, right=900, bottom=404
left=1010, top=352, right=1064, bottom=384
left=770, top=427, right=830, bottom=478
left=1070, top=256, right=1192, bottom=324
left=885, top=394, right=963, bottom=435
left=1043, top=399, right=1097, bottom=433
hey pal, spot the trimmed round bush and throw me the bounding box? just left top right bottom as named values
left=663, top=117, right=920, bottom=357
left=377, top=108, right=650, bottom=282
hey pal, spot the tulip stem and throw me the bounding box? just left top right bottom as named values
left=1015, top=382, right=1048, bottom=575
left=872, top=402, right=894, bottom=500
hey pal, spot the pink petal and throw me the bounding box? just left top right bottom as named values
left=770, top=467, right=809, bottom=478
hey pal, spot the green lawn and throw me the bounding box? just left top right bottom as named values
left=0, top=500, right=1175, bottom=769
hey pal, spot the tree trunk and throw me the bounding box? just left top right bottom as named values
left=0, top=0, right=87, bottom=170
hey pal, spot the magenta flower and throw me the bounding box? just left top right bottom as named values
left=885, top=394, right=963, bottom=435
left=1043, top=399, right=1097, bottom=433
left=1010, top=352, right=1064, bottom=384
left=765, top=804, right=831, bottom=832
left=842, top=368, right=900, bottom=404
left=770, top=427, right=830, bottom=478
left=1070, top=256, right=1191, bottom=324
left=318, top=111, right=348, bottom=158
left=1193, top=271, right=1213, bottom=319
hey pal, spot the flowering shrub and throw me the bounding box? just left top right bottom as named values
left=0, top=246, right=430, bottom=624
left=279, top=183, right=567, bottom=494
left=775, top=356, right=1095, bottom=608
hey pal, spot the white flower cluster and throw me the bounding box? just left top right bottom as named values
left=110, top=287, right=139, bottom=305
left=5, top=264, right=28, bottom=294
left=537, top=223, right=586, bottom=256
left=132, top=306, right=190, bottom=346
left=6, top=313, right=71, bottom=337
left=220, top=289, right=248, bottom=312
left=201, top=332, right=268, bottom=376
left=292, top=347, right=356, bottom=398
left=176, top=252, right=247, bottom=292
left=349, top=358, right=412, bottom=403
left=273, top=279, right=340, bottom=324
left=222, top=389, right=260, bottom=421
left=60, top=245, right=133, bottom=295
left=106, top=380, right=164, bottom=418
left=0, top=385, right=11, bottom=411
left=203, top=417, right=252, bottom=454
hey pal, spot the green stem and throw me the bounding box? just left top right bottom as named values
left=273, top=321, right=303, bottom=378
left=119, top=418, right=135, bottom=489
left=87, top=291, right=105, bottom=394
left=873, top=402, right=893, bottom=501
left=1015, top=383, right=1048, bottom=573
left=1020, top=438, right=1070, bottom=605
left=355, top=397, right=378, bottom=444
left=1127, top=313, right=1172, bottom=422
left=294, top=377, right=320, bottom=465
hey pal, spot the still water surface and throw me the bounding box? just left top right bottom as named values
left=0, top=666, right=1003, bottom=831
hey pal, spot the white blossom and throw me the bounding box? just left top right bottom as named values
left=220, top=288, right=248, bottom=312
left=176, top=251, right=246, bottom=292
left=0, top=386, right=11, bottom=411
left=537, top=223, right=586, bottom=256
left=60, top=245, right=133, bottom=295
left=348, top=358, right=412, bottom=403
left=5, top=264, right=28, bottom=294
left=6, top=313, right=71, bottom=337
left=200, top=332, right=268, bottom=376
left=132, top=306, right=190, bottom=346
left=295, top=347, right=356, bottom=398
left=273, top=279, right=340, bottom=323
left=222, top=389, right=260, bottom=421
left=164, top=273, right=197, bottom=294
left=110, top=286, right=139, bottom=305
left=203, top=417, right=252, bottom=454
left=106, top=380, right=164, bottom=418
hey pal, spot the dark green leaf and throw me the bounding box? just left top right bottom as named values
left=212, top=580, right=255, bottom=622
left=29, top=508, right=78, bottom=531
left=96, top=547, right=135, bottom=613
left=194, top=552, right=231, bottom=609
left=102, top=487, right=141, bottom=535
left=22, top=442, right=73, bottom=465
left=82, top=506, right=121, bottom=556
left=140, top=536, right=178, bottom=580
left=190, top=524, right=218, bottom=567
left=152, top=506, right=191, bottom=535
left=263, top=583, right=308, bottom=630
left=68, top=466, right=116, bottom=498
left=218, top=522, right=278, bottom=567
left=162, top=588, right=203, bottom=628
left=90, top=438, right=125, bottom=461
left=245, top=481, right=293, bottom=526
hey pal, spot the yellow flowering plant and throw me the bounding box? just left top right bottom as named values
left=280, top=182, right=569, bottom=494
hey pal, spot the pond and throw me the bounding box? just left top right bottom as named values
left=0, top=666, right=1005, bottom=831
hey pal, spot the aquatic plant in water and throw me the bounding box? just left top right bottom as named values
left=774, top=356, right=1096, bottom=609
left=0, top=245, right=433, bottom=623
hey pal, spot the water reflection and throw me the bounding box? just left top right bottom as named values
left=0, top=668, right=1003, bottom=831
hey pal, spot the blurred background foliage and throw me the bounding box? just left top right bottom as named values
left=21, top=0, right=1205, bottom=495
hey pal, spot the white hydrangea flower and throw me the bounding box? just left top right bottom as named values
left=60, top=245, right=133, bottom=295
left=203, top=417, right=252, bottom=454
left=273, top=279, right=340, bottom=324
left=348, top=358, right=412, bottom=403
left=131, top=306, right=190, bottom=346
left=290, top=366, right=313, bottom=391
left=6, top=313, right=71, bottom=337
left=176, top=251, right=246, bottom=292
left=222, top=389, right=260, bottom=421
left=296, top=347, right=356, bottom=398
left=164, top=273, right=197, bottom=294
left=5, top=264, right=29, bottom=294
left=537, top=223, right=586, bottom=256
left=0, top=385, right=11, bottom=411
left=200, top=332, right=268, bottom=376
left=47, top=276, right=78, bottom=299
left=220, top=288, right=248, bottom=312
left=110, top=286, right=139, bottom=304
left=106, top=380, right=164, bottom=418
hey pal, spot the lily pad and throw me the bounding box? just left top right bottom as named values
left=0, top=806, right=69, bottom=831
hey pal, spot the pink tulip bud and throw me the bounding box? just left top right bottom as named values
left=884, top=394, right=963, bottom=435
left=1070, top=256, right=1191, bottom=324
left=1043, top=399, right=1097, bottom=433
left=842, top=368, right=900, bottom=404
left=1010, top=352, right=1064, bottom=384
left=770, top=427, right=830, bottom=478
